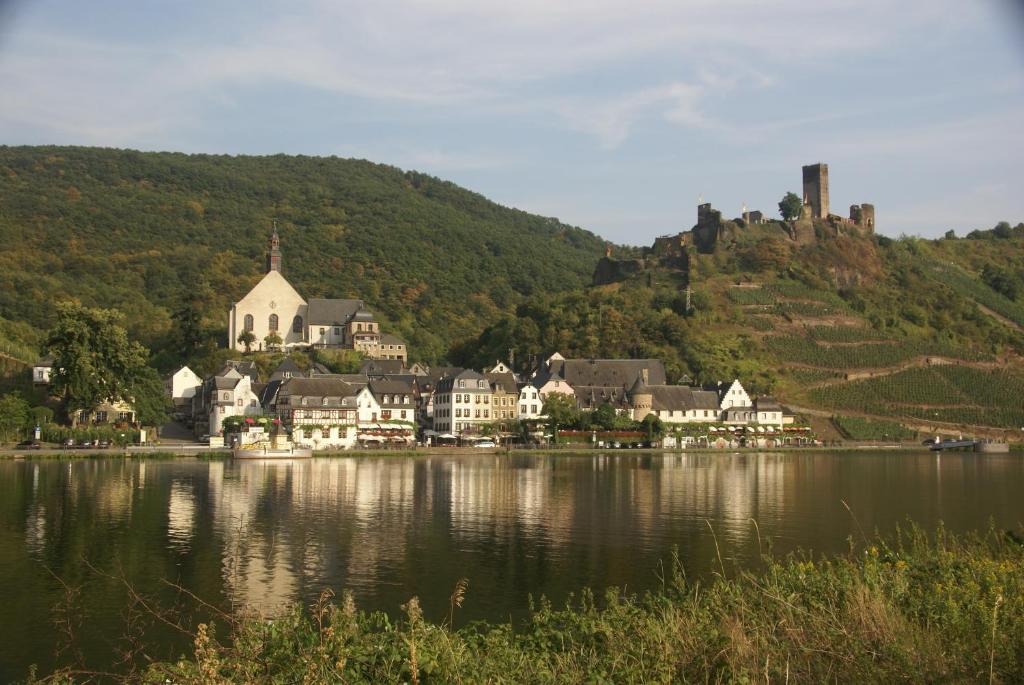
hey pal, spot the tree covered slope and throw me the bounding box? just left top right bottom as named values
left=0, top=146, right=607, bottom=364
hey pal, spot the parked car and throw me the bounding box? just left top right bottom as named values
left=16, top=440, right=42, bottom=450
left=63, top=438, right=75, bottom=449
left=199, top=434, right=211, bottom=444
left=97, top=440, right=110, bottom=448
left=476, top=440, right=496, bottom=448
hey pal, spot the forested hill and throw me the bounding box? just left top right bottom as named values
left=0, top=146, right=608, bottom=365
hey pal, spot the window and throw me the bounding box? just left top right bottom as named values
left=531, top=404, right=537, bottom=413
left=269, top=314, right=279, bottom=331
left=292, top=316, right=303, bottom=333
left=237, top=399, right=243, bottom=407
left=458, top=380, right=465, bottom=388
left=95, top=411, right=108, bottom=422
left=381, top=410, right=392, bottom=420
left=320, top=327, right=326, bottom=336
left=243, top=314, right=254, bottom=332
left=400, top=410, right=407, bottom=419
left=118, top=411, right=132, bottom=422
left=357, top=323, right=363, bottom=332
left=520, top=404, right=526, bottom=413
left=223, top=392, right=230, bottom=401
left=322, top=398, right=329, bottom=406
left=334, top=327, right=340, bottom=335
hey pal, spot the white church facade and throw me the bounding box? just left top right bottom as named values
left=227, top=230, right=407, bottom=360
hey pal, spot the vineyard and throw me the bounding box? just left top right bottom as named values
left=834, top=416, right=917, bottom=440
left=805, top=326, right=894, bottom=343
left=766, top=335, right=988, bottom=369
left=922, top=261, right=1024, bottom=327
left=809, top=366, right=1024, bottom=429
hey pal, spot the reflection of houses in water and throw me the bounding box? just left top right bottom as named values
left=167, top=479, right=196, bottom=552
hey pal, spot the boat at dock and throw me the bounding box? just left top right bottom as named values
left=232, top=445, right=312, bottom=459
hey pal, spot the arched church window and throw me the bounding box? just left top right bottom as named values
left=269, top=314, right=279, bottom=332
left=244, top=314, right=254, bottom=332
left=292, top=316, right=303, bottom=333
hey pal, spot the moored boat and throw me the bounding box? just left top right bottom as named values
left=232, top=445, right=312, bottom=459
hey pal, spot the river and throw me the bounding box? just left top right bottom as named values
left=1, top=450, right=1022, bottom=680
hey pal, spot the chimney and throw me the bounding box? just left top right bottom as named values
left=641, top=369, right=649, bottom=384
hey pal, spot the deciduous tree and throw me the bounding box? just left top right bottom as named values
left=778, top=192, right=802, bottom=221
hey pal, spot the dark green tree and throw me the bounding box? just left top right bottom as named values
left=641, top=414, right=665, bottom=441
left=592, top=402, right=617, bottom=431
left=0, top=393, right=29, bottom=442
left=542, top=393, right=579, bottom=434
left=43, top=301, right=163, bottom=426
left=778, top=192, right=802, bottom=220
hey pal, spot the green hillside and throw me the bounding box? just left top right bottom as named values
left=2, top=145, right=1022, bottom=436
left=455, top=223, right=1024, bottom=435
left=0, top=146, right=607, bottom=366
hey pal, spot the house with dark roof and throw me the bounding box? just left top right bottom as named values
left=485, top=372, right=519, bottom=424
left=361, top=359, right=406, bottom=376
left=379, top=333, right=408, bottom=362
left=433, top=370, right=493, bottom=436
left=275, top=377, right=359, bottom=449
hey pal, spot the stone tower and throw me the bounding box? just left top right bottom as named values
left=802, top=163, right=830, bottom=219
left=629, top=371, right=653, bottom=421
left=267, top=228, right=282, bottom=273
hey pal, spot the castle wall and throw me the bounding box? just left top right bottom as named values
left=802, top=163, right=830, bottom=219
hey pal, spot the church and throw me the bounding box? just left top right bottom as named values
left=227, top=230, right=408, bottom=361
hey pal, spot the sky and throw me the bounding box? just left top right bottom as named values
left=1, top=0, right=1023, bottom=245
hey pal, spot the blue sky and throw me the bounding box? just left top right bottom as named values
left=1, top=0, right=1022, bottom=244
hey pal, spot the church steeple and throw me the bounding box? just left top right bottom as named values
left=267, top=223, right=282, bottom=273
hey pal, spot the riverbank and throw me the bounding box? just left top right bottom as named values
left=2, top=443, right=1020, bottom=460
left=33, top=526, right=1024, bottom=684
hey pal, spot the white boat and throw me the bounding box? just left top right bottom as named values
left=232, top=445, right=312, bottom=459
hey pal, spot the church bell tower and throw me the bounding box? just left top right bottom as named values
left=267, top=226, right=282, bottom=273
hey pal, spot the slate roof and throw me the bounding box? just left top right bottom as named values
left=436, top=369, right=490, bottom=393
left=369, top=378, right=417, bottom=407
left=576, top=386, right=630, bottom=410
left=214, top=376, right=242, bottom=391
left=754, top=397, right=782, bottom=411
left=380, top=333, right=406, bottom=345
left=640, top=386, right=721, bottom=411
left=259, top=380, right=283, bottom=408
left=277, top=377, right=359, bottom=406
left=361, top=359, right=406, bottom=375
left=270, top=357, right=304, bottom=382
left=307, top=298, right=364, bottom=325
left=549, top=358, right=667, bottom=388
left=485, top=372, right=518, bottom=394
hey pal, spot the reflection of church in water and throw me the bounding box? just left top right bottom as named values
left=227, top=230, right=407, bottom=360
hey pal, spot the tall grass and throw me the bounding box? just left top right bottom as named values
left=33, top=525, right=1024, bottom=683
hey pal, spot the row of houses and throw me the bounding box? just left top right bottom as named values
left=169, top=352, right=788, bottom=449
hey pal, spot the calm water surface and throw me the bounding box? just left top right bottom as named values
left=1, top=451, right=1022, bottom=679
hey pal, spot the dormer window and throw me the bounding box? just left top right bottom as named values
left=222, top=392, right=230, bottom=401
left=322, top=398, right=329, bottom=406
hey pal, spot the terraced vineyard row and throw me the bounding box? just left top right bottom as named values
left=805, top=326, right=894, bottom=343
left=923, top=262, right=1024, bottom=327
left=809, top=366, right=1024, bottom=429
left=834, top=416, right=917, bottom=440
left=766, top=336, right=988, bottom=369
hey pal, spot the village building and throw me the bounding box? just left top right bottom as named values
left=227, top=230, right=406, bottom=359
left=275, top=377, right=359, bottom=450
left=203, top=367, right=263, bottom=435
left=32, top=358, right=53, bottom=385
left=516, top=383, right=544, bottom=420
left=433, top=369, right=492, bottom=436
left=168, top=366, right=202, bottom=410
left=486, top=371, right=519, bottom=425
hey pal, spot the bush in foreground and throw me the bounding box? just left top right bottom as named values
left=37, top=526, right=1024, bottom=683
